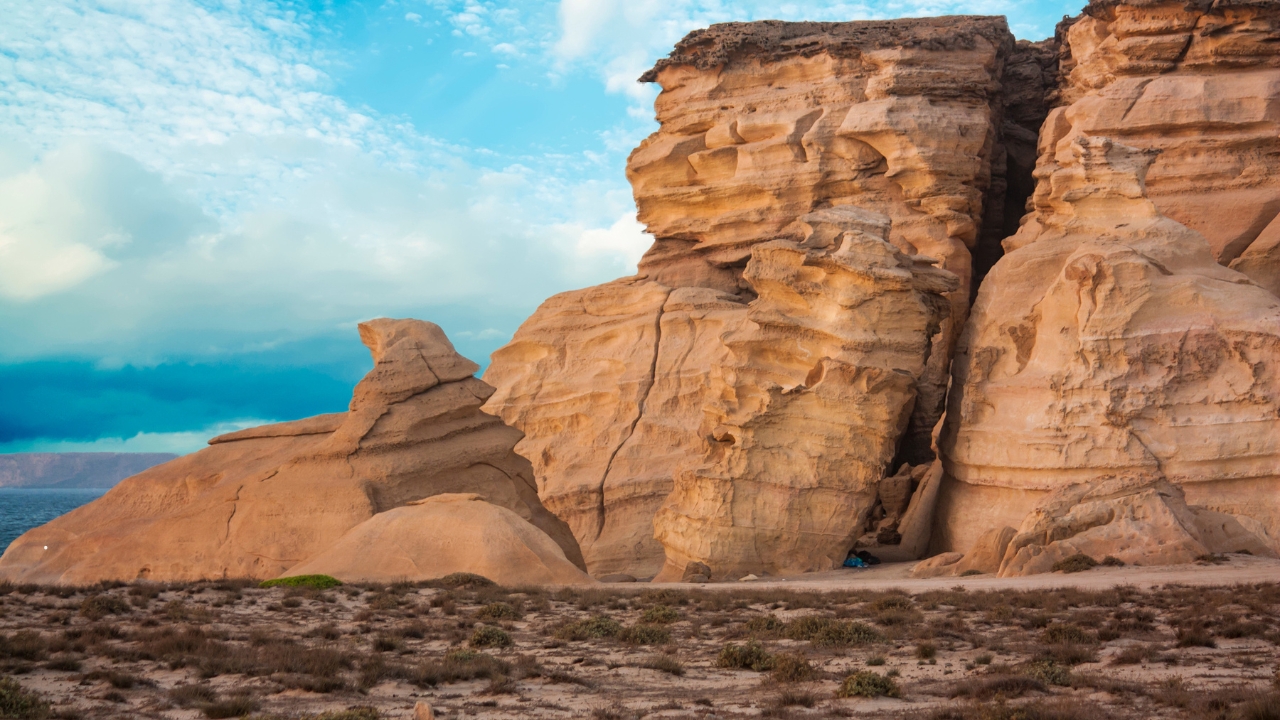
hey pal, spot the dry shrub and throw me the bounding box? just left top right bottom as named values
left=837, top=670, right=900, bottom=698
left=470, top=625, right=512, bottom=648
left=0, top=677, right=48, bottom=720
left=640, top=605, right=679, bottom=624
left=554, top=615, right=622, bottom=641
left=785, top=616, right=880, bottom=647
left=1051, top=555, right=1098, bottom=574
left=639, top=654, right=684, bottom=676
left=949, top=674, right=1046, bottom=700
left=717, top=640, right=773, bottom=671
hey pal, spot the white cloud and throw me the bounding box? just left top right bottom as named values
left=0, top=0, right=644, bottom=363
left=566, top=213, right=651, bottom=269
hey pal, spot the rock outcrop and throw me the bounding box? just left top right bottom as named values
left=0, top=319, right=586, bottom=585
left=927, top=0, right=1280, bottom=574
left=933, top=133, right=1280, bottom=573
left=485, top=16, right=1035, bottom=578
left=283, top=494, right=593, bottom=585
left=1044, top=0, right=1280, bottom=298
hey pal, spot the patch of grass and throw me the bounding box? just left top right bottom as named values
left=916, top=642, right=937, bottom=660
left=259, top=575, right=342, bottom=590
left=639, top=654, right=684, bottom=676
left=554, top=615, right=622, bottom=641
left=837, top=670, right=900, bottom=698
left=0, top=677, right=49, bottom=719
left=640, top=605, right=679, bottom=624
left=470, top=625, right=513, bottom=649
left=619, top=623, right=670, bottom=645
left=867, top=655, right=887, bottom=666
left=717, top=640, right=774, bottom=671
left=1100, top=556, right=1124, bottom=567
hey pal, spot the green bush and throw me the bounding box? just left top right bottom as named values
left=717, top=640, right=774, bottom=671
left=0, top=678, right=49, bottom=719
left=259, top=575, right=342, bottom=590
left=837, top=671, right=900, bottom=698
left=640, top=605, right=679, bottom=624
left=470, top=625, right=513, bottom=649
left=1051, top=554, right=1098, bottom=574
left=619, top=624, right=670, bottom=645
left=554, top=615, right=623, bottom=641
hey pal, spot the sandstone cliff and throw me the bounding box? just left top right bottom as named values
left=0, top=320, right=587, bottom=585
left=930, top=0, right=1280, bottom=574
left=485, top=16, right=1030, bottom=578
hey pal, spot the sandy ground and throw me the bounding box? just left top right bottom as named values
left=1, top=558, right=1279, bottom=720
left=625, top=554, right=1280, bottom=594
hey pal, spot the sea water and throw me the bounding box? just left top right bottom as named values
left=0, top=488, right=106, bottom=554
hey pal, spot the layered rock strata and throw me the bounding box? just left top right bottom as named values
left=933, top=134, right=1280, bottom=574
left=928, top=0, right=1280, bottom=574
left=485, top=16, right=1033, bottom=577
left=1034, top=0, right=1280, bottom=295
left=0, top=319, right=585, bottom=585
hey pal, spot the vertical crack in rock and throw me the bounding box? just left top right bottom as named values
left=594, top=289, right=671, bottom=541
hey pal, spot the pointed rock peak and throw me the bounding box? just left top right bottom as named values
left=358, top=318, right=480, bottom=383
left=349, top=319, right=482, bottom=411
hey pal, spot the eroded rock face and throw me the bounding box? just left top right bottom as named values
left=934, top=134, right=1280, bottom=569
left=485, top=16, right=1026, bottom=577
left=651, top=209, right=958, bottom=580
left=1031, top=0, right=1280, bottom=295
left=0, top=320, right=584, bottom=585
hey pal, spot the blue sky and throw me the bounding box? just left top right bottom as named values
left=0, top=0, right=1077, bottom=454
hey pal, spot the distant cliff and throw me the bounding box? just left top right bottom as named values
left=0, top=453, right=177, bottom=488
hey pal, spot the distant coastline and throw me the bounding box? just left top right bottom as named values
left=0, top=452, right=177, bottom=489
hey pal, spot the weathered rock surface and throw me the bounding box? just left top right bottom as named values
left=485, top=16, right=1030, bottom=577
left=651, top=208, right=958, bottom=580
left=283, top=494, right=594, bottom=586
left=924, top=0, right=1280, bottom=574
left=1033, top=0, right=1280, bottom=295
left=0, top=319, right=584, bottom=585
left=933, top=132, right=1280, bottom=569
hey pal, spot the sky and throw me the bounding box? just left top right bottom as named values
left=0, top=0, right=1079, bottom=454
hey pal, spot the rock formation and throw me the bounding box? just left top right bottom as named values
left=485, top=16, right=1039, bottom=578
left=928, top=0, right=1280, bottom=575
left=283, top=494, right=593, bottom=586
left=0, top=319, right=585, bottom=586
left=931, top=134, right=1280, bottom=575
